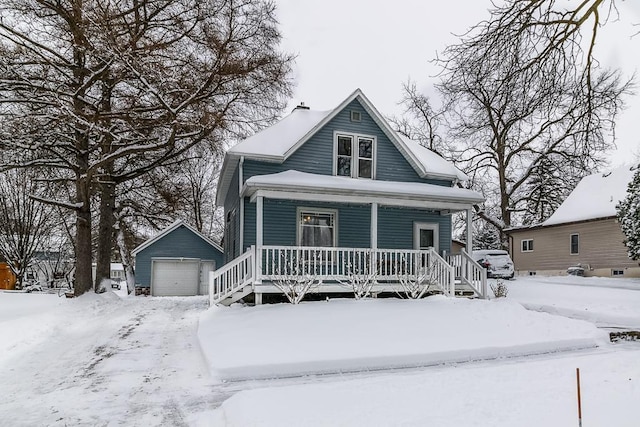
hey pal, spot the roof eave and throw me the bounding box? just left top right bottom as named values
left=244, top=180, right=484, bottom=206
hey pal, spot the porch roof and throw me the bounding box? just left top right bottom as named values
left=243, top=170, right=484, bottom=210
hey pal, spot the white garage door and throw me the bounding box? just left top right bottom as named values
left=152, top=259, right=200, bottom=296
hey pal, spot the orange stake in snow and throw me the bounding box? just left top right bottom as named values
left=576, top=368, right=583, bottom=427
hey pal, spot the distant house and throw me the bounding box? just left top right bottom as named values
left=0, top=261, right=16, bottom=290
left=91, top=262, right=125, bottom=284
left=211, top=88, right=487, bottom=305
left=506, top=167, right=639, bottom=278
left=132, top=220, right=224, bottom=296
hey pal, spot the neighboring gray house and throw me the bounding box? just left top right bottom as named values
left=133, top=220, right=224, bottom=296
left=211, top=89, right=486, bottom=305
left=506, top=167, right=639, bottom=278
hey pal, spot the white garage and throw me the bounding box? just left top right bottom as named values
left=151, top=259, right=200, bottom=296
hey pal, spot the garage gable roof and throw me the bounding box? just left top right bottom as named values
left=132, top=220, right=223, bottom=256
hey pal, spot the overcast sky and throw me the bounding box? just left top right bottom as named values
left=276, top=0, right=640, bottom=168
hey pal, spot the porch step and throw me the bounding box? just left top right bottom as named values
left=454, top=279, right=479, bottom=298
left=218, top=284, right=253, bottom=306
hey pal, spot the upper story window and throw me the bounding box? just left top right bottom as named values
left=334, top=132, right=375, bottom=179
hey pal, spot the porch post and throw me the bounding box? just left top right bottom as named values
left=370, top=202, right=378, bottom=250
left=256, top=195, right=263, bottom=284
left=466, top=208, right=473, bottom=255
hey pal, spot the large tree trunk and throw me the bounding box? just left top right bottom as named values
left=74, top=181, right=93, bottom=296
left=95, top=179, right=115, bottom=292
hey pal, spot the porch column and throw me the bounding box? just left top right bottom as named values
left=466, top=208, right=473, bottom=255
left=370, top=202, right=378, bottom=250
left=256, top=195, right=263, bottom=284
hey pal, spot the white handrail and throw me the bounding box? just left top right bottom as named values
left=450, top=250, right=487, bottom=298
left=209, top=246, right=255, bottom=305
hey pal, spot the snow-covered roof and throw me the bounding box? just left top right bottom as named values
left=228, top=109, right=332, bottom=159
left=398, top=135, right=468, bottom=181
left=132, top=220, right=222, bottom=256
left=216, top=89, right=468, bottom=206
left=244, top=170, right=484, bottom=206
left=542, top=166, right=636, bottom=226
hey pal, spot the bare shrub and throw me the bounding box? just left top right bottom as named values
left=396, top=261, right=439, bottom=299
left=490, top=279, right=509, bottom=298
left=270, top=251, right=319, bottom=304
left=336, top=250, right=378, bottom=299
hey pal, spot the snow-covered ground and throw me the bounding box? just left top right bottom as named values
left=198, top=297, right=607, bottom=381
left=508, top=275, right=640, bottom=328
left=0, top=276, right=639, bottom=426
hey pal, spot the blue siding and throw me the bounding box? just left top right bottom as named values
left=223, top=165, right=241, bottom=262
left=378, top=206, right=451, bottom=254
left=135, top=225, right=224, bottom=287
left=243, top=200, right=370, bottom=249
left=228, top=97, right=458, bottom=259
left=242, top=99, right=450, bottom=186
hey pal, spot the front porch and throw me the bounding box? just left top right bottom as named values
left=210, top=245, right=487, bottom=305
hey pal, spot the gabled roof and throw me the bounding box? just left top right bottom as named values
left=542, top=166, right=636, bottom=226
left=216, top=88, right=468, bottom=206
left=132, top=220, right=223, bottom=256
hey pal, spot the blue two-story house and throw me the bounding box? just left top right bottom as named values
left=212, top=89, right=485, bottom=305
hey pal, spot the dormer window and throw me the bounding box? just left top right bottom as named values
left=334, top=132, right=375, bottom=179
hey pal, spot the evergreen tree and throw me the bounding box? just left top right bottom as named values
left=617, top=166, right=640, bottom=260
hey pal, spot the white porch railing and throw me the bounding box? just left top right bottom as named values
left=260, top=246, right=455, bottom=297
left=447, top=249, right=487, bottom=298
left=209, top=246, right=255, bottom=305
left=210, top=245, right=469, bottom=305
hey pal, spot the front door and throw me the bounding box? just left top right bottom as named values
left=414, top=222, right=439, bottom=253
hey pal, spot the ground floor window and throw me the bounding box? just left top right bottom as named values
left=521, top=239, right=533, bottom=252
left=570, top=234, right=579, bottom=255
left=298, top=209, right=337, bottom=247
left=413, top=222, right=439, bottom=252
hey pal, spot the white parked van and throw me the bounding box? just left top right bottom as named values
left=472, top=250, right=514, bottom=279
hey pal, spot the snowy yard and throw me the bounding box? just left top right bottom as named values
left=0, top=276, right=639, bottom=426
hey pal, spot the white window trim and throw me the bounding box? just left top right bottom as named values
left=413, top=222, right=439, bottom=253
left=296, top=207, right=338, bottom=247
left=333, top=131, right=377, bottom=179
left=570, top=233, right=579, bottom=255
left=521, top=239, right=534, bottom=253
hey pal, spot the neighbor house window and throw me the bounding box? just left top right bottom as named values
left=612, top=269, right=624, bottom=276
left=298, top=209, right=337, bottom=247
left=570, top=234, right=579, bottom=255
left=334, top=133, right=375, bottom=179
left=521, top=239, right=533, bottom=252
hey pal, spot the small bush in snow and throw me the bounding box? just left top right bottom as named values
left=396, top=263, right=439, bottom=299
left=490, top=279, right=509, bottom=298
left=270, top=251, right=319, bottom=304
left=336, top=251, right=378, bottom=299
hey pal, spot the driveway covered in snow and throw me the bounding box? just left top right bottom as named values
left=0, top=292, right=215, bottom=426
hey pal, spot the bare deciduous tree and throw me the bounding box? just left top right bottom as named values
left=0, top=0, right=293, bottom=295
left=0, top=169, right=56, bottom=287
left=396, top=0, right=633, bottom=242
